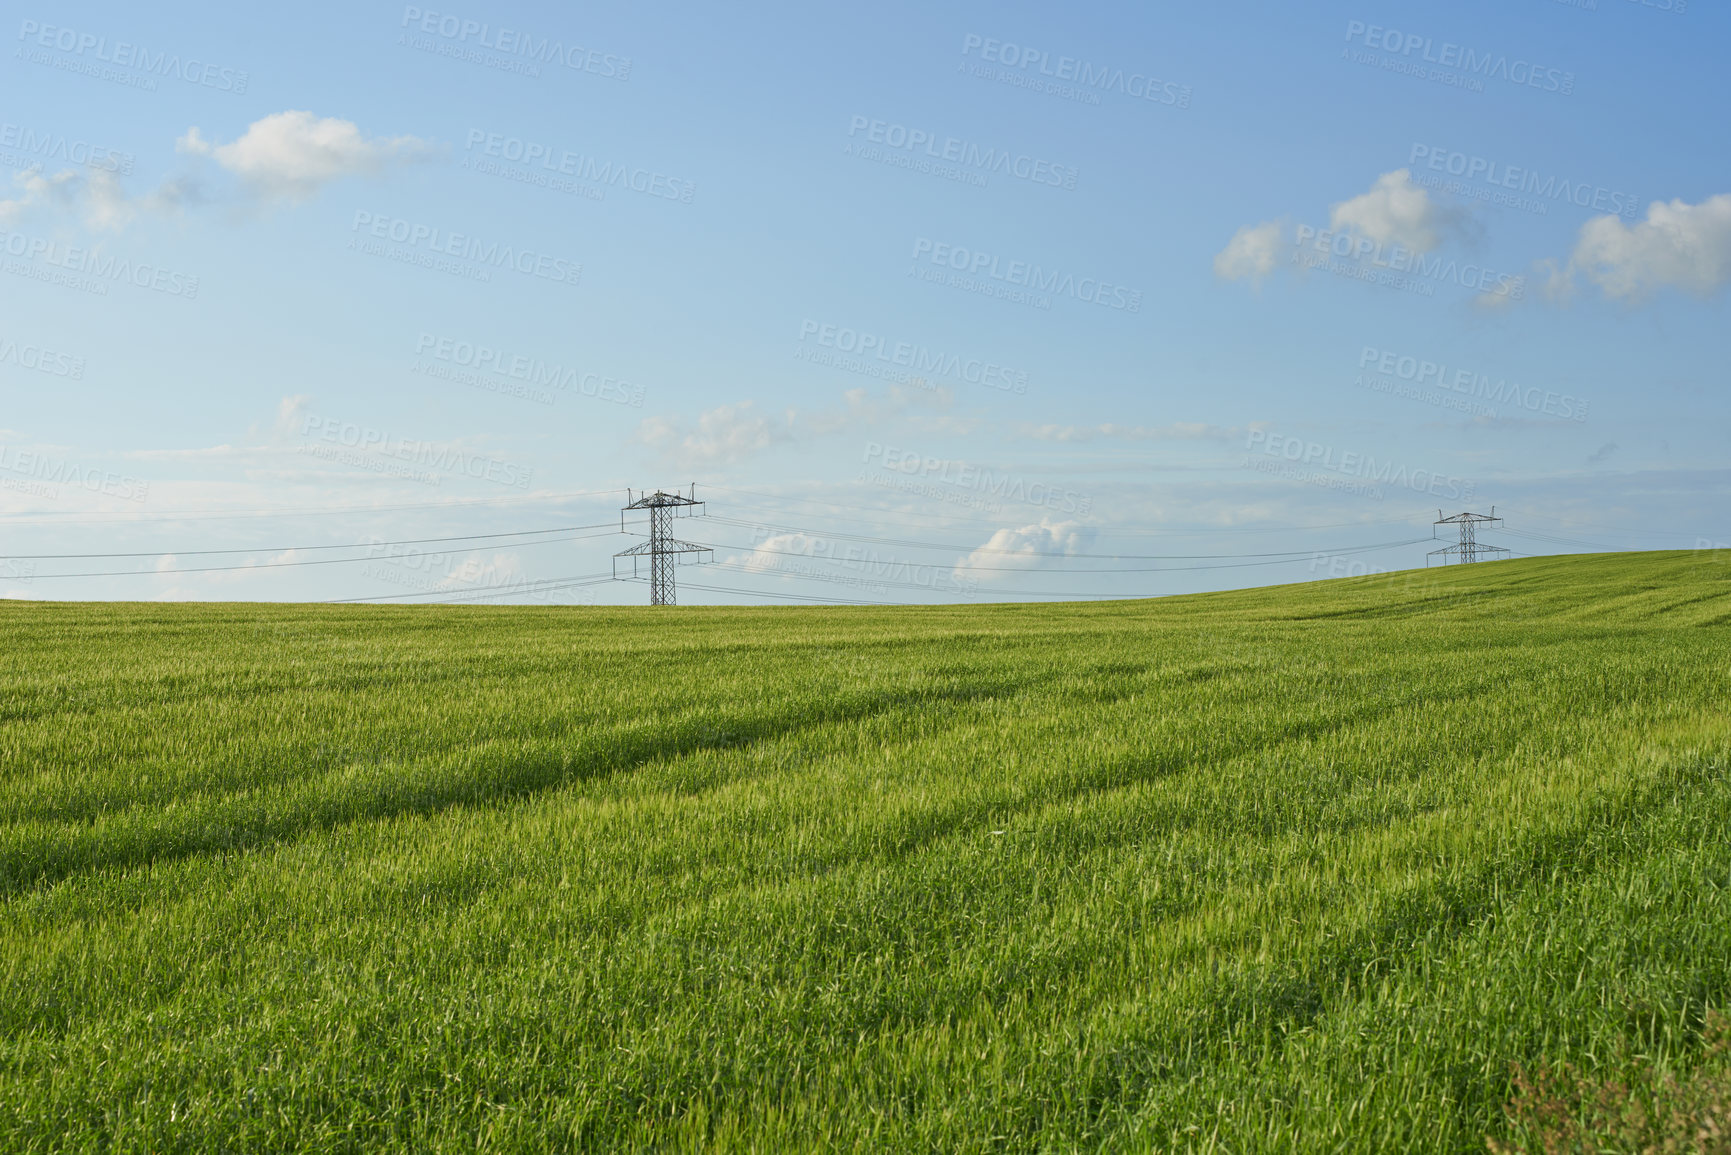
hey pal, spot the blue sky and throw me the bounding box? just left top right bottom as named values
left=1, top=0, right=1726, bottom=605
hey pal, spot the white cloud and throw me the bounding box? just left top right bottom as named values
left=636, top=401, right=797, bottom=467
left=733, top=532, right=827, bottom=573
left=0, top=166, right=84, bottom=226
left=1536, top=257, right=1574, bottom=303
left=81, top=169, right=140, bottom=230
left=0, top=111, right=422, bottom=231
left=1213, top=221, right=1284, bottom=282
left=1025, top=421, right=1236, bottom=443
left=1, top=164, right=201, bottom=231
left=1217, top=171, right=1466, bottom=291
left=1470, top=284, right=1522, bottom=311
left=178, top=111, right=434, bottom=202
left=272, top=394, right=315, bottom=439
left=1329, top=169, right=1460, bottom=253
left=175, top=127, right=213, bottom=157
left=441, top=552, right=528, bottom=589
left=635, top=387, right=946, bottom=468
left=954, top=519, right=1096, bottom=577
left=1553, top=194, right=1731, bottom=300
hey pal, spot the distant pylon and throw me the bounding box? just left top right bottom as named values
left=614, top=485, right=712, bottom=604
left=1428, top=508, right=1511, bottom=565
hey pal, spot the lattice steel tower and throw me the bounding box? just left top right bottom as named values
left=614, top=486, right=712, bottom=605
left=1428, top=508, right=1511, bottom=565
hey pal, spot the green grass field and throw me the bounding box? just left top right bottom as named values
left=3, top=551, right=1729, bottom=1152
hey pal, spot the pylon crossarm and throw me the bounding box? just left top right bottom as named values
left=1431, top=510, right=1507, bottom=564
left=614, top=486, right=714, bottom=604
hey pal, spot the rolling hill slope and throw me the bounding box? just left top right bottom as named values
left=1, top=552, right=1728, bottom=1151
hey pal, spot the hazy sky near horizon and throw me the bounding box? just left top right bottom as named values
left=2, top=0, right=1727, bottom=605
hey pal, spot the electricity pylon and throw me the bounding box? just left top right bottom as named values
left=1428, top=508, right=1510, bottom=565
left=614, top=486, right=712, bottom=604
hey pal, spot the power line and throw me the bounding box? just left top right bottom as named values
left=329, top=572, right=621, bottom=604
left=702, top=536, right=1434, bottom=600
left=710, top=487, right=1717, bottom=550
left=335, top=484, right=1394, bottom=608
left=672, top=580, right=904, bottom=606
left=1518, top=510, right=1711, bottom=540
left=0, top=487, right=624, bottom=527
left=708, top=558, right=987, bottom=599
left=707, top=536, right=1432, bottom=573
left=706, top=559, right=1134, bottom=600
left=0, top=522, right=621, bottom=561
left=697, top=515, right=1429, bottom=562
left=30, top=529, right=622, bottom=580
left=705, top=484, right=1434, bottom=536
left=1500, top=527, right=1632, bottom=552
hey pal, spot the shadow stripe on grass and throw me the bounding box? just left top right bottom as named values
left=0, top=685, right=1011, bottom=896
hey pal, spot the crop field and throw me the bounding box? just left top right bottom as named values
left=2, top=551, right=1729, bottom=1152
